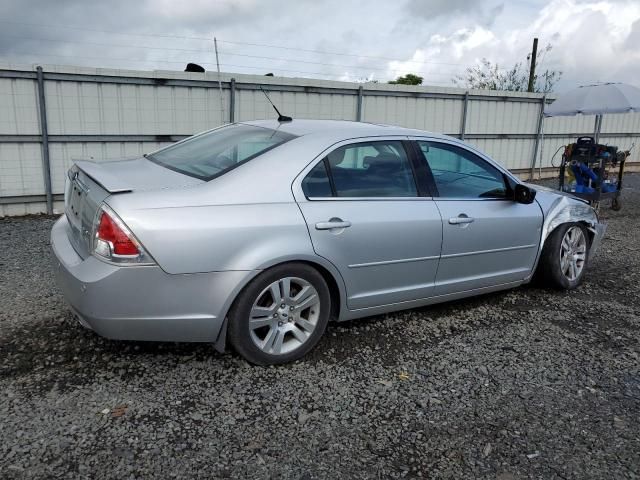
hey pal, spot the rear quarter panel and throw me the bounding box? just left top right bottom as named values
left=109, top=199, right=315, bottom=275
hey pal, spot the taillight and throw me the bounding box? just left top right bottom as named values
left=92, top=205, right=154, bottom=265
left=96, top=212, right=139, bottom=256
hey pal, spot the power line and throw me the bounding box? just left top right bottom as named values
left=0, top=20, right=468, bottom=68
left=217, top=40, right=466, bottom=67
left=1, top=50, right=456, bottom=85
left=0, top=51, right=356, bottom=80
left=0, top=33, right=462, bottom=79
left=218, top=50, right=463, bottom=78
left=0, top=20, right=464, bottom=85
left=218, top=62, right=450, bottom=84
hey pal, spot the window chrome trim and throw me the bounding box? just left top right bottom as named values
left=431, top=197, right=513, bottom=202
left=306, top=196, right=434, bottom=202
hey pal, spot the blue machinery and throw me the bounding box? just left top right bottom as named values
left=559, top=136, right=630, bottom=211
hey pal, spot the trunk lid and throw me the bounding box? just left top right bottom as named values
left=64, top=157, right=203, bottom=259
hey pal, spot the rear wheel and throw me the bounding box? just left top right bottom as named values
left=228, top=263, right=331, bottom=365
left=538, top=223, right=589, bottom=289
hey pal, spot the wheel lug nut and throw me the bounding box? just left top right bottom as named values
left=289, top=306, right=294, bottom=311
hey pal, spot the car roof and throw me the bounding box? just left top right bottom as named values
left=239, top=119, right=452, bottom=142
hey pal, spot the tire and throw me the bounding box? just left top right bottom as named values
left=227, top=263, right=331, bottom=365
left=538, top=223, right=590, bottom=290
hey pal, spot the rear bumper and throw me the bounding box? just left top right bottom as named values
left=51, top=215, right=254, bottom=342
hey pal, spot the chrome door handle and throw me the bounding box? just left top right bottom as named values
left=315, top=219, right=352, bottom=230
left=449, top=215, right=474, bottom=225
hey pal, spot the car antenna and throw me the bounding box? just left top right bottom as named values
left=259, top=86, right=292, bottom=122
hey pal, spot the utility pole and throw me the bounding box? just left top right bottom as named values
left=214, top=37, right=226, bottom=123
left=527, top=37, right=538, bottom=93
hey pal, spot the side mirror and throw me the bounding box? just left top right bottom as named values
left=514, top=184, right=536, bottom=204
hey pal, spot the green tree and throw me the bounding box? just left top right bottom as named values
left=453, top=44, right=561, bottom=93
left=388, top=73, right=423, bottom=85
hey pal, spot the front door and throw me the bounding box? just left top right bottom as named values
left=413, top=139, right=543, bottom=295
left=295, top=139, right=443, bottom=310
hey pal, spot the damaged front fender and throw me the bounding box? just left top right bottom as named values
left=534, top=187, right=606, bottom=260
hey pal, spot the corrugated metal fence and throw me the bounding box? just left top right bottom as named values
left=1, top=63, right=639, bottom=216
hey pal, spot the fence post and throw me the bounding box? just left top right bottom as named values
left=229, top=78, right=236, bottom=123
left=356, top=85, right=363, bottom=122
left=460, top=91, right=469, bottom=140
left=36, top=66, right=53, bottom=215
left=529, top=94, right=546, bottom=181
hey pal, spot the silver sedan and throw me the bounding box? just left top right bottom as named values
left=51, top=120, right=606, bottom=364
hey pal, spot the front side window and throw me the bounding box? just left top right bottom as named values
left=146, top=124, right=296, bottom=181
left=302, top=140, right=417, bottom=198
left=417, top=141, right=508, bottom=198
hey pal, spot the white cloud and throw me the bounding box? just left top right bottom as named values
left=389, top=0, right=640, bottom=90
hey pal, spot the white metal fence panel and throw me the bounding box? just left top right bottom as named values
left=362, top=96, right=464, bottom=134
left=601, top=111, right=640, bottom=134
left=0, top=77, right=39, bottom=134
left=236, top=90, right=356, bottom=121
left=467, top=138, right=536, bottom=171
left=0, top=142, right=43, bottom=195
left=44, top=82, right=227, bottom=135
left=543, top=115, right=596, bottom=136
left=466, top=99, right=540, bottom=135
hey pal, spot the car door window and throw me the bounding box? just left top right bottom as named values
left=417, top=141, right=508, bottom=198
left=304, top=140, right=417, bottom=198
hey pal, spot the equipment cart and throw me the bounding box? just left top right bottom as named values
left=558, top=136, right=630, bottom=211
left=541, top=82, right=640, bottom=211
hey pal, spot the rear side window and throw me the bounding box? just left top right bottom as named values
left=302, top=140, right=417, bottom=198
left=301, top=161, right=333, bottom=198
left=146, top=124, right=296, bottom=181
left=417, top=141, right=508, bottom=198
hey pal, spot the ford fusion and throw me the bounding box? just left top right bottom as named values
left=51, top=120, right=606, bottom=365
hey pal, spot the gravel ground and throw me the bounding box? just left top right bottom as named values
left=1, top=175, right=640, bottom=479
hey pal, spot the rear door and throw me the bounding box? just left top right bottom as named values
left=412, top=138, right=543, bottom=295
left=293, top=138, right=443, bottom=310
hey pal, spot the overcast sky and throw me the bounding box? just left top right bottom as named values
left=1, top=0, right=639, bottom=92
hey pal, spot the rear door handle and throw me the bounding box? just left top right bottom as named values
left=315, top=219, right=352, bottom=230
left=449, top=215, right=474, bottom=225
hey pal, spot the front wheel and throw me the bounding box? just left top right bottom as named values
left=227, top=263, right=331, bottom=365
left=538, top=223, right=590, bottom=289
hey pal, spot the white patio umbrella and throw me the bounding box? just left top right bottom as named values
left=543, top=82, right=640, bottom=142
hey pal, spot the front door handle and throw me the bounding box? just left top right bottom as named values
left=315, top=219, right=352, bottom=230
left=449, top=215, right=474, bottom=225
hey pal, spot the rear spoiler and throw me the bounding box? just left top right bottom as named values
left=73, top=160, right=132, bottom=193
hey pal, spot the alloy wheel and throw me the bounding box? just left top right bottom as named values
left=559, top=226, right=587, bottom=281
left=248, top=277, right=321, bottom=355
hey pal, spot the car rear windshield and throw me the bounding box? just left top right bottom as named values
left=146, top=124, right=297, bottom=181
